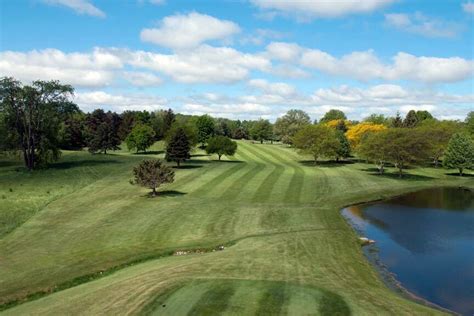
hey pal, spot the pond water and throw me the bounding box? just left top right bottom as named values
left=342, top=187, right=474, bottom=315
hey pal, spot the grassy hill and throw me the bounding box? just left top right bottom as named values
left=0, top=141, right=472, bottom=315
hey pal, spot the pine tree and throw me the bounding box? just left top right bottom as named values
left=131, top=159, right=174, bottom=197
left=403, top=110, right=419, bottom=128
left=165, top=127, right=191, bottom=167
left=443, top=133, right=474, bottom=176
left=335, top=131, right=351, bottom=162
left=391, top=111, right=403, bottom=128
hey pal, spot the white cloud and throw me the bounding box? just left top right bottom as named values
left=300, top=49, right=474, bottom=83
left=240, top=29, right=287, bottom=46
left=43, top=0, right=105, bottom=17
left=124, top=45, right=270, bottom=83
left=74, top=91, right=167, bottom=112
left=0, top=48, right=121, bottom=87
left=248, top=79, right=296, bottom=96
left=122, top=71, right=162, bottom=87
left=385, top=13, right=460, bottom=38
left=462, top=2, right=474, bottom=13
left=265, top=42, right=302, bottom=62
left=251, top=0, right=395, bottom=19
left=140, top=12, right=240, bottom=49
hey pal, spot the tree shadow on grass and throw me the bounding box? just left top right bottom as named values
left=49, top=159, right=121, bottom=170
left=133, top=150, right=164, bottom=155
left=360, top=168, right=435, bottom=181
left=0, top=160, right=20, bottom=168
left=210, top=160, right=244, bottom=163
left=144, top=190, right=187, bottom=198
left=445, top=172, right=474, bottom=178
left=299, top=160, right=353, bottom=168
left=172, top=165, right=203, bottom=169
left=318, top=289, right=351, bottom=316
left=192, top=154, right=210, bottom=158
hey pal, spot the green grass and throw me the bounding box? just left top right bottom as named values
left=0, top=141, right=472, bottom=315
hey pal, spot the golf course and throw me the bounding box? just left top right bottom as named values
left=1, top=140, right=472, bottom=315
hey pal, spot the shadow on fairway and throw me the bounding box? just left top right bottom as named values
left=0, top=160, right=20, bottom=168
left=158, top=190, right=187, bottom=197
left=445, top=172, right=474, bottom=178
left=299, top=160, right=353, bottom=168
left=133, top=150, right=164, bottom=155
left=173, top=165, right=203, bottom=169
left=49, top=159, right=121, bottom=170
left=361, top=168, right=434, bottom=181
left=210, top=160, right=244, bottom=163
left=319, top=289, right=352, bottom=316
left=192, top=154, right=210, bottom=158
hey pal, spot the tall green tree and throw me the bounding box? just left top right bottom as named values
left=85, top=109, right=122, bottom=154
left=361, top=128, right=432, bottom=177
left=274, top=109, right=311, bottom=144
left=363, top=114, right=389, bottom=126
left=466, top=111, right=474, bottom=137
left=335, top=131, right=351, bottom=162
left=131, top=159, right=174, bottom=197
left=443, top=133, right=474, bottom=176
left=0, top=77, right=76, bottom=170
left=126, top=124, right=156, bottom=153
left=165, top=126, right=192, bottom=167
left=390, top=112, right=403, bottom=128
left=358, top=132, right=388, bottom=174
left=419, top=121, right=458, bottom=167
left=250, top=119, right=273, bottom=144
left=292, top=125, right=340, bottom=164
left=195, top=114, right=216, bottom=146
left=206, top=136, right=237, bottom=160
left=403, top=110, right=419, bottom=128
left=59, top=112, right=86, bottom=150
left=319, top=109, right=347, bottom=123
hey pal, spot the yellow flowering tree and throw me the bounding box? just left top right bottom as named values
left=345, top=122, right=387, bottom=149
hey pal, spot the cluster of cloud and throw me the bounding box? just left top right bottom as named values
left=43, top=0, right=105, bottom=17
left=172, top=80, right=473, bottom=121
left=384, top=12, right=461, bottom=38
left=2, top=43, right=472, bottom=87
left=140, top=12, right=240, bottom=49
left=250, top=0, right=396, bottom=19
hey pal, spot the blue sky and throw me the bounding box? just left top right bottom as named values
left=1, top=0, right=473, bottom=121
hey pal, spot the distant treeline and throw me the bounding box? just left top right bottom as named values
left=1, top=77, right=473, bottom=175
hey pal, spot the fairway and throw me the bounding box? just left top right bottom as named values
left=0, top=141, right=472, bottom=315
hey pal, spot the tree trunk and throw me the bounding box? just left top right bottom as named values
left=434, top=158, right=439, bottom=168
left=152, top=187, right=157, bottom=197
left=459, top=168, right=463, bottom=176
left=336, top=157, right=339, bottom=162
left=218, top=154, right=222, bottom=161
left=379, top=163, right=384, bottom=175
left=104, top=148, right=107, bottom=155
left=260, top=140, right=263, bottom=144
left=398, top=165, right=403, bottom=178
left=314, top=156, right=318, bottom=165
left=177, top=160, right=180, bottom=168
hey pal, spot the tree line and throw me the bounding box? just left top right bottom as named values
left=1, top=77, right=473, bottom=178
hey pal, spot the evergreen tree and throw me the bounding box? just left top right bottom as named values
left=443, top=133, right=474, bottom=176
left=335, top=131, right=351, bottom=162
left=165, top=127, right=191, bottom=167
left=131, top=159, right=174, bottom=197
left=391, top=111, right=403, bottom=128
left=403, top=110, right=419, bottom=128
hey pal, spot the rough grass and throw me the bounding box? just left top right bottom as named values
left=0, top=141, right=472, bottom=315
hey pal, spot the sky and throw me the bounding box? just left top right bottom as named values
left=0, top=0, right=473, bottom=121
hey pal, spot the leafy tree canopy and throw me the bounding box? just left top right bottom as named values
left=131, top=159, right=175, bottom=197
left=319, top=109, right=347, bottom=124
left=443, top=133, right=474, bottom=176
left=274, top=109, right=311, bottom=144
left=250, top=119, right=273, bottom=144
left=126, top=124, right=156, bottom=153
left=292, top=125, right=340, bottom=163
left=206, top=135, right=238, bottom=160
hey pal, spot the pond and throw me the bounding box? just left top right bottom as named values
left=342, top=187, right=474, bottom=315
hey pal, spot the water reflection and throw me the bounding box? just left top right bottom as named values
left=343, top=187, right=474, bottom=315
